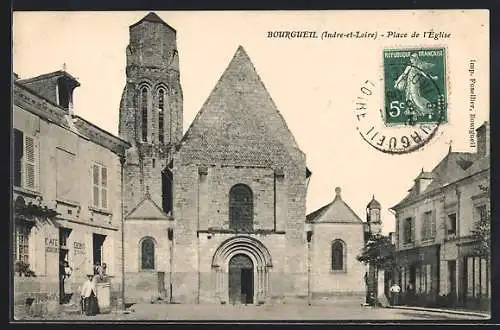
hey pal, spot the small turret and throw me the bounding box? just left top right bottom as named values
left=366, top=195, right=382, bottom=235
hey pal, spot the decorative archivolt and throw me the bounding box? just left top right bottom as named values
left=211, top=236, right=273, bottom=269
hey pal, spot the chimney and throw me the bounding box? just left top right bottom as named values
left=16, top=70, right=80, bottom=113
left=415, top=168, right=433, bottom=194
left=476, top=122, right=489, bottom=157
left=334, top=187, right=342, bottom=200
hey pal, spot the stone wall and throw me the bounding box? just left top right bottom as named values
left=123, top=219, right=173, bottom=303
left=170, top=157, right=308, bottom=303
left=310, top=223, right=366, bottom=297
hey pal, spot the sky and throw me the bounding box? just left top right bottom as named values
left=12, top=10, right=489, bottom=234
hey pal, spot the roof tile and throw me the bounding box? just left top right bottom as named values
left=178, top=46, right=303, bottom=167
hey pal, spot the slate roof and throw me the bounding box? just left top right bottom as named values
left=17, top=70, right=80, bottom=86
left=306, top=188, right=363, bottom=224
left=391, top=151, right=485, bottom=210
left=130, top=12, right=176, bottom=32
left=178, top=46, right=304, bottom=168
left=366, top=195, right=381, bottom=209
left=13, top=81, right=130, bottom=156
left=465, top=154, right=490, bottom=175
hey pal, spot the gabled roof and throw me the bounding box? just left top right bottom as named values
left=306, top=188, right=363, bottom=224
left=125, top=194, right=170, bottom=220
left=391, top=151, right=481, bottom=210
left=420, top=152, right=478, bottom=192
left=178, top=46, right=303, bottom=167
left=130, top=12, right=176, bottom=32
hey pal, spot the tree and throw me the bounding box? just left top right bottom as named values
left=357, top=234, right=396, bottom=305
left=357, top=234, right=396, bottom=269
left=471, top=184, right=490, bottom=260
left=471, top=209, right=490, bottom=260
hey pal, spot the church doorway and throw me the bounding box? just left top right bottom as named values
left=229, top=254, right=254, bottom=304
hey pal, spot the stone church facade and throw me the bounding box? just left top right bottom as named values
left=12, top=12, right=368, bottom=309
left=120, top=13, right=366, bottom=305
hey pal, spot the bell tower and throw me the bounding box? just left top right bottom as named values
left=119, top=12, right=183, bottom=215
left=366, top=196, right=382, bottom=236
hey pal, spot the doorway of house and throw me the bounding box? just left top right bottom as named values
left=92, top=233, right=106, bottom=273
left=448, top=260, right=457, bottom=304
left=228, top=254, right=254, bottom=305
left=59, top=249, right=68, bottom=303
left=59, top=227, right=71, bottom=304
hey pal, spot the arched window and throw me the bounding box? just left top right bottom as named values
left=140, top=87, right=149, bottom=142
left=140, top=237, right=155, bottom=270
left=158, top=88, right=165, bottom=144
left=331, top=239, right=346, bottom=271
left=162, top=166, right=173, bottom=215
left=229, top=184, right=253, bottom=232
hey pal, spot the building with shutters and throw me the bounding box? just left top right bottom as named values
left=391, top=122, right=490, bottom=309
left=12, top=71, right=130, bottom=309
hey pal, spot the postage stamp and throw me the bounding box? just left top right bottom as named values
left=383, top=48, right=447, bottom=126
left=354, top=46, right=449, bottom=154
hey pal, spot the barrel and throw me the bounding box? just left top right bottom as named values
left=96, top=282, right=111, bottom=313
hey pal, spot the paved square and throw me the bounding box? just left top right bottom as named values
left=15, top=302, right=490, bottom=321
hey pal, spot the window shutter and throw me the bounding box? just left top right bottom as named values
left=92, top=164, right=100, bottom=207
left=411, top=218, right=416, bottom=242
left=420, top=215, right=426, bottom=240
left=431, top=211, right=436, bottom=238
left=404, top=219, right=411, bottom=243
left=23, top=135, right=39, bottom=190
left=14, top=129, right=24, bottom=187
left=101, top=166, right=108, bottom=209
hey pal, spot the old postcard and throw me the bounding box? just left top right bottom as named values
left=11, top=10, right=490, bottom=321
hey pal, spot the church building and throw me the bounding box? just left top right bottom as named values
left=12, top=12, right=369, bottom=309
left=120, top=13, right=367, bottom=305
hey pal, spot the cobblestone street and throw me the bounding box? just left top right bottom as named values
left=14, top=302, right=490, bottom=321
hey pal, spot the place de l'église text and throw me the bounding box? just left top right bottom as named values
left=267, top=30, right=451, bottom=40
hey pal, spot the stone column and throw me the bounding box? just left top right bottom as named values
left=266, top=267, right=270, bottom=300
left=215, top=267, right=221, bottom=302
left=263, top=268, right=268, bottom=299
left=258, top=267, right=264, bottom=302
left=221, top=269, right=227, bottom=304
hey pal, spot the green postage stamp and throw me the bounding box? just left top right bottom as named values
left=383, top=48, right=447, bottom=126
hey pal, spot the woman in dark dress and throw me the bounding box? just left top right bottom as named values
left=81, top=274, right=99, bottom=316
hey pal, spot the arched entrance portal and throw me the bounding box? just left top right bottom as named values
left=212, top=236, right=272, bottom=305
left=229, top=254, right=254, bottom=304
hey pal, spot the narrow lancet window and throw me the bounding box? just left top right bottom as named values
left=158, top=88, right=165, bottom=144
left=141, top=87, right=148, bottom=142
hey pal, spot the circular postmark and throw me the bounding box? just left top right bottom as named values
left=355, top=48, right=447, bottom=154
